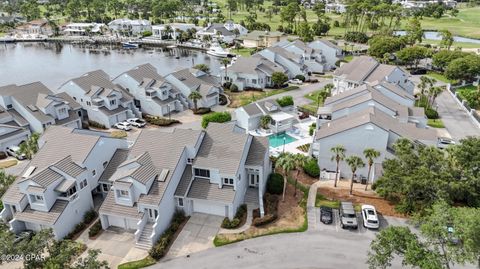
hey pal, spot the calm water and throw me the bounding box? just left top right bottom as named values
left=0, top=43, right=222, bottom=89
left=394, top=30, right=480, bottom=44
left=269, top=132, right=297, bottom=148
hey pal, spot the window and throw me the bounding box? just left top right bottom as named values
left=187, top=158, right=194, bottom=164
left=102, top=184, right=109, bottom=192
left=252, top=79, right=257, bottom=84
left=194, top=168, right=210, bottom=178
left=178, top=198, right=184, bottom=207
left=223, top=178, right=234, bottom=185
left=92, top=170, right=96, bottom=176
left=73, top=97, right=77, bottom=100
left=6, top=104, right=12, bottom=109
left=34, top=195, right=44, bottom=201
left=77, top=111, right=82, bottom=117
left=66, top=185, right=77, bottom=196
left=80, top=179, right=87, bottom=189
left=110, top=99, right=116, bottom=105
left=80, top=99, right=83, bottom=102
left=58, top=107, right=67, bottom=115
left=118, top=190, right=129, bottom=197
left=103, top=161, right=108, bottom=168
left=86, top=101, right=91, bottom=106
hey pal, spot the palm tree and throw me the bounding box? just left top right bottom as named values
left=260, top=115, right=272, bottom=130
left=220, top=58, right=231, bottom=83
left=293, top=153, right=308, bottom=197
left=18, top=133, right=40, bottom=160
left=363, top=148, right=380, bottom=191
left=0, top=169, right=16, bottom=196
left=188, top=91, right=202, bottom=112
left=428, top=86, right=444, bottom=107
left=345, top=155, right=365, bottom=195
left=330, top=145, right=346, bottom=187
left=275, top=152, right=295, bottom=202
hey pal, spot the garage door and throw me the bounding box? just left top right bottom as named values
left=108, top=215, right=126, bottom=229
left=193, top=200, right=227, bottom=217
left=126, top=218, right=138, bottom=230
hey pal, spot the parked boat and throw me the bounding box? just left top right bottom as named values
left=206, top=43, right=232, bottom=58
left=0, top=36, right=15, bottom=43
left=122, top=41, right=140, bottom=49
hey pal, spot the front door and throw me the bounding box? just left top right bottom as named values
left=249, top=173, right=259, bottom=187
left=147, top=208, right=158, bottom=222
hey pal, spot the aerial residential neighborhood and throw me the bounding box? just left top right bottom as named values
left=0, top=0, right=480, bottom=268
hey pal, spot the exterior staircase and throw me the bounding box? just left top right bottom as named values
left=136, top=222, right=154, bottom=250
left=244, top=187, right=259, bottom=205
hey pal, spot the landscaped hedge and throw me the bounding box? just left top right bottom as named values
left=294, top=75, right=306, bottom=82
left=201, top=112, right=231, bottom=128
left=425, top=107, right=439, bottom=119
left=303, top=158, right=320, bottom=178
left=252, top=193, right=279, bottom=227
left=83, top=209, right=98, bottom=225
left=144, top=115, right=180, bottom=126
left=266, top=173, right=284, bottom=195
left=193, top=107, right=211, bottom=115
left=221, top=204, right=247, bottom=229
left=88, top=220, right=102, bottom=238
left=88, top=120, right=107, bottom=129
left=276, top=96, right=294, bottom=107
left=149, top=211, right=186, bottom=260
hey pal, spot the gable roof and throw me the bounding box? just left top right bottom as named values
left=245, top=136, right=268, bottom=166
left=334, top=56, right=380, bottom=82
left=241, top=30, right=285, bottom=41
left=194, top=123, right=250, bottom=175
left=187, top=178, right=236, bottom=203
left=168, top=68, right=221, bottom=96
left=68, top=70, right=122, bottom=97
left=229, top=55, right=284, bottom=76
left=111, top=152, right=159, bottom=185
left=120, top=63, right=164, bottom=83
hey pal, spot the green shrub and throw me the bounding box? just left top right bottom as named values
left=0, top=152, right=7, bottom=160
left=88, top=120, right=106, bottom=129
left=88, top=220, right=102, bottom=238
left=142, top=31, right=152, bottom=37
left=345, top=31, right=369, bottom=43
left=425, top=107, right=439, bottom=119
left=149, top=211, right=186, bottom=260
left=193, top=107, right=211, bottom=115
left=144, top=115, right=180, bottom=126
left=294, top=75, right=306, bottom=82
left=230, top=83, right=239, bottom=92
left=221, top=217, right=240, bottom=228
left=83, top=209, right=97, bottom=225
left=235, top=204, right=247, bottom=219
left=223, top=82, right=232, bottom=89
left=201, top=112, right=231, bottom=128
left=276, top=96, right=294, bottom=107
left=303, top=158, right=320, bottom=178
left=252, top=214, right=277, bottom=227
left=267, top=173, right=284, bottom=195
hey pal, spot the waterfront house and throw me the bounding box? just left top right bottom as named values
left=0, top=82, right=82, bottom=134
left=99, top=123, right=270, bottom=248
left=57, top=70, right=141, bottom=128
left=63, top=23, right=106, bottom=36
left=165, top=68, right=222, bottom=109
left=333, top=56, right=414, bottom=95
left=223, top=55, right=285, bottom=91
left=308, top=39, right=344, bottom=71
left=275, top=40, right=335, bottom=74
left=0, top=126, right=128, bottom=239
left=151, top=23, right=199, bottom=40
left=108, top=18, right=152, bottom=37
left=235, top=100, right=295, bottom=134
left=258, top=46, right=310, bottom=79
left=15, top=19, right=52, bottom=36
left=325, top=2, right=347, bottom=13
left=240, top=30, right=288, bottom=48
left=311, top=107, right=437, bottom=182
left=196, top=21, right=247, bottom=44
left=113, top=64, right=186, bottom=117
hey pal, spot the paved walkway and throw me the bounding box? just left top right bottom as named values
left=218, top=205, right=254, bottom=234
left=306, top=180, right=322, bottom=231
left=436, top=91, right=480, bottom=139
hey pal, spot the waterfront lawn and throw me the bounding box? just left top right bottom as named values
left=427, top=118, right=445, bottom=128
left=227, top=86, right=299, bottom=108
left=231, top=47, right=256, bottom=57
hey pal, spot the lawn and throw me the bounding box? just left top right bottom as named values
left=300, top=89, right=328, bottom=114
left=315, top=193, right=361, bottom=211
left=422, top=39, right=480, bottom=49
left=456, top=85, right=479, bottom=109
left=117, top=256, right=156, bottom=269
left=231, top=47, right=256, bottom=57
left=426, top=71, right=457, bottom=84
left=343, top=55, right=355, bottom=62
left=427, top=118, right=445, bottom=128
left=226, top=86, right=299, bottom=108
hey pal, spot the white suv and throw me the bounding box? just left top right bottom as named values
left=6, top=146, right=26, bottom=160
left=126, top=118, right=146, bottom=128
left=114, top=122, right=132, bottom=131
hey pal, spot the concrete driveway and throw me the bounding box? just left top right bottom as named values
left=166, top=213, right=223, bottom=259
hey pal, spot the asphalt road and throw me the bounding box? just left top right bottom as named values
left=259, top=80, right=333, bottom=107
left=435, top=91, right=480, bottom=140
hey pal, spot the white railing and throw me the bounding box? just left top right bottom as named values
left=0, top=207, right=12, bottom=223
left=134, top=213, right=148, bottom=243
left=149, top=214, right=161, bottom=244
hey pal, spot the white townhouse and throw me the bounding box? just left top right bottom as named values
left=58, top=70, right=141, bottom=128
left=312, top=107, right=437, bottom=182
left=165, top=68, right=222, bottom=109
left=196, top=21, right=247, bottom=44
left=108, top=18, right=152, bottom=36
left=151, top=23, right=199, bottom=40
left=318, top=84, right=427, bottom=128
left=63, top=23, right=106, bottom=36
left=99, top=123, right=270, bottom=249
left=0, top=126, right=128, bottom=239
left=308, top=39, right=344, bottom=71
left=235, top=100, right=295, bottom=134
left=113, top=64, right=186, bottom=117
left=258, top=46, right=310, bottom=79
left=275, top=40, right=332, bottom=74
left=333, top=56, right=414, bottom=96
left=0, top=110, right=30, bottom=152
left=223, top=55, right=286, bottom=91
left=0, top=82, right=82, bottom=133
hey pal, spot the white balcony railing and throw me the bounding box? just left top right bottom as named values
left=134, top=213, right=148, bottom=243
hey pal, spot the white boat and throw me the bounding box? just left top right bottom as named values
left=122, top=41, right=140, bottom=49
left=0, top=36, right=15, bottom=43
left=206, top=43, right=232, bottom=58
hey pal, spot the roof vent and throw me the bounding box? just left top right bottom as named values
left=158, top=169, right=169, bottom=182
left=27, top=105, right=38, bottom=111
left=23, top=166, right=36, bottom=178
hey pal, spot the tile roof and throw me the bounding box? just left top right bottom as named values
left=194, top=123, right=249, bottom=175
left=99, top=149, right=130, bottom=181
left=28, top=168, right=64, bottom=188
left=68, top=70, right=119, bottom=97
left=99, top=191, right=144, bottom=219
left=121, top=63, right=164, bottom=83
left=187, top=178, right=235, bottom=203
left=175, top=164, right=193, bottom=197
left=52, top=155, right=86, bottom=178
left=168, top=68, right=221, bottom=96
left=334, top=56, right=380, bottom=82
left=14, top=200, right=68, bottom=225
left=2, top=180, right=25, bottom=204
left=245, top=136, right=268, bottom=166
left=229, top=55, right=284, bottom=76
left=241, top=30, right=284, bottom=40
left=111, top=152, right=158, bottom=185
left=54, top=178, right=76, bottom=193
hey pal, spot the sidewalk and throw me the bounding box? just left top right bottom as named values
left=218, top=205, right=255, bottom=234
left=306, top=180, right=322, bottom=231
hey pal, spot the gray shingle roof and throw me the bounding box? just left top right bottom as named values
left=52, top=156, right=86, bottom=178
left=99, top=149, right=129, bottom=182
left=121, top=63, right=164, bottom=83
left=194, top=123, right=249, bottom=175
left=175, top=164, right=193, bottom=197
left=187, top=178, right=235, bottom=203
left=2, top=179, right=25, bottom=204
left=28, top=168, right=63, bottom=188
left=229, top=55, right=284, bottom=76
left=15, top=200, right=68, bottom=225
left=112, top=152, right=158, bottom=185
left=245, top=136, right=268, bottom=166
left=169, top=68, right=221, bottom=96
left=334, top=56, right=380, bottom=82
left=99, top=191, right=144, bottom=219
left=68, top=70, right=115, bottom=94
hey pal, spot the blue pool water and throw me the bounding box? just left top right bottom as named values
left=268, top=133, right=297, bottom=148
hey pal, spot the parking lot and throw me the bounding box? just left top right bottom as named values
left=313, top=207, right=409, bottom=239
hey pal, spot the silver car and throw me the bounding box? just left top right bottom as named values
left=437, top=137, right=456, bottom=149
left=339, top=202, right=358, bottom=229
left=6, top=146, right=26, bottom=160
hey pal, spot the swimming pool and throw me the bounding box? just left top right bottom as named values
left=268, top=133, right=297, bottom=148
